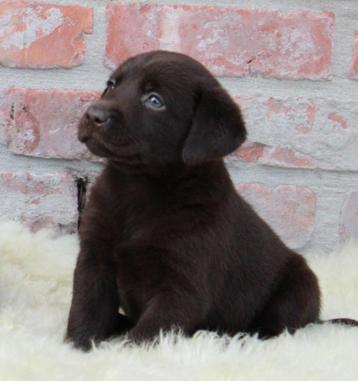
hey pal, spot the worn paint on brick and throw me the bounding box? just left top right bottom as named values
left=0, top=1, right=93, bottom=68
left=106, top=3, right=334, bottom=79
left=341, top=191, right=358, bottom=239
left=3, top=88, right=99, bottom=160
left=351, top=31, right=358, bottom=78
left=236, top=183, right=316, bottom=249
left=0, top=171, right=78, bottom=231
left=234, top=97, right=358, bottom=171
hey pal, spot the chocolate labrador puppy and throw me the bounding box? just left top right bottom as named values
left=66, top=51, right=357, bottom=350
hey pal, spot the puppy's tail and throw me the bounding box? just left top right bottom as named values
left=317, top=318, right=358, bottom=327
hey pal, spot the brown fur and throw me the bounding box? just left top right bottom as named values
left=66, top=51, right=354, bottom=351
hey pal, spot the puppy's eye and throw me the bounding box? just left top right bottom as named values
left=143, top=93, right=165, bottom=111
left=106, top=79, right=116, bottom=89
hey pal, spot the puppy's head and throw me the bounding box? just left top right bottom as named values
left=79, top=51, right=246, bottom=169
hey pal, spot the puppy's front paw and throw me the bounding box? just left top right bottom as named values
left=65, top=331, right=94, bottom=352
left=127, top=327, right=161, bottom=346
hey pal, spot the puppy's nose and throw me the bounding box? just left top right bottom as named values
left=86, top=106, right=110, bottom=126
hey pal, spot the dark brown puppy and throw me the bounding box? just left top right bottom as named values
left=66, top=51, right=354, bottom=351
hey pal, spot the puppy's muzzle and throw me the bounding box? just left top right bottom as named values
left=86, top=105, right=112, bottom=128
left=79, top=102, right=119, bottom=143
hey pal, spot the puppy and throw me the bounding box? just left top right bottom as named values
left=66, top=51, right=357, bottom=350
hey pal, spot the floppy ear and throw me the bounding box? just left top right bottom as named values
left=182, top=86, right=247, bottom=165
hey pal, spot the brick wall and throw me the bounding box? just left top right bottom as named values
left=0, top=0, right=358, bottom=254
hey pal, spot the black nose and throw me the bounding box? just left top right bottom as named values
left=86, top=106, right=110, bottom=126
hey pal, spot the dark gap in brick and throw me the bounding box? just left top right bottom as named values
left=10, top=104, right=15, bottom=120
left=75, top=176, right=88, bottom=230
left=246, top=57, right=256, bottom=65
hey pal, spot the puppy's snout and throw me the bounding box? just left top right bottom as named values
left=86, top=106, right=111, bottom=127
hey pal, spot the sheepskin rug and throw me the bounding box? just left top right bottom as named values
left=0, top=222, right=357, bottom=381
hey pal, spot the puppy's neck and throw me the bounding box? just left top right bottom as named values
left=106, top=159, right=228, bottom=183
left=104, top=159, right=233, bottom=210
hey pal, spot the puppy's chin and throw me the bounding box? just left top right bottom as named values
left=84, top=138, right=112, bottom=158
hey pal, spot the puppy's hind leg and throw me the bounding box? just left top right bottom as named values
left=248, top=254, right=320, bottom=339
left=127, top=291, right=205, bottom=345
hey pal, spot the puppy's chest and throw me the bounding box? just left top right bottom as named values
left=109, top=182, right=175, bottom=242
left=103, top=174, right=211, bottom=245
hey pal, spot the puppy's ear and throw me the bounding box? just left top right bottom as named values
left=182, top=87, right=246, bottom=165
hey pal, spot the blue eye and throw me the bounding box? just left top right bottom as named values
left=149, top=95, right=162, bottom=107
left=106, top=79, right=116, bottom=89
left=144, top=93, right=165, bottom=110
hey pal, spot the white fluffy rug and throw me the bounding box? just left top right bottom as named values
left=0, top=222, right=357, bottom=381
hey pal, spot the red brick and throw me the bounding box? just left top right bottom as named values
left=0, top=171, right=78, bottom=231
left=106, top=4, right=334, bottom=79
left=351, top=31, right=358, bottom=78
left=235, top=142, right=265, bottom=163
left=340, top=191, right=358, bottom=239
left=258, top=146, right=318, bottom=169
left=0, top=88, right=14, bottom=145
left=0, top=1, right=93, bottom=68
left=233, top=96, right=358, bottom=171
left=236, top=183, right=316, bottom=249
left=2, top=88, right=99, bottom=160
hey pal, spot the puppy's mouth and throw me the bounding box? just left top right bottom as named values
left=78, top=122, right=141, bottom=163
left=82, top=134, right=133, bottom=159
left=84, top=136, right=113, bottom=157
